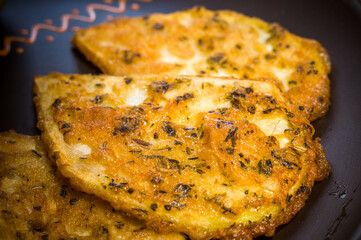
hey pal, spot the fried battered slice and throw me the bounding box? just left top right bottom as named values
left=72, top=6, right=331, bottom=121
left=0, top=131, right=185, bottom=240
left=34, top=73, right=330, bottom=239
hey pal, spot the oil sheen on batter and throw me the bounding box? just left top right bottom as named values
left=72, top=6, right=331, bottom=121
left=34, top=73, right=330, bottom=239
left=0, top=131, right=185, bottom=240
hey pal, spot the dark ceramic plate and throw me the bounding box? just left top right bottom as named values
left=1, top=0, right=361, bottom=239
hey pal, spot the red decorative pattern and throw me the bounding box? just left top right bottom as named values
left=0, top=0, right=127, bottom=56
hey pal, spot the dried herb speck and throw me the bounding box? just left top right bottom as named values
left=222, top=206, right=236, bottom=215
left=115, top=222, right=124, bottom=229
left=174, top=183, right=191, bottom=195
left=32, top=150, right=42, bottom=158
left=125, top=77, right=133, bottom=84
left=150, top=203, right=158, bottom=211
left=60, top=185, right=67, bottom=198
left=162, top=125, right=176, bottom=137
left=239, top=160, right=247, bottom=169
left=33, top=206, right=41, bottom=211
left=52, top=99, right=61, bottom=108
left=224, top=127, right=238, bottom=142
left=153, top=23, right=164, bottom=30
left=132, top=138, right=151, bottom=146
left=109, top=180, right=128, bottom=188
left=94, top=95, right=103, bottom=104
left=69, top=198, right=78, bottom=205
left=245, top=87, right=254, bottom=94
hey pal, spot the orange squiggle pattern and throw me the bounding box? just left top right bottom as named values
left=0, top=0, right=126, bottom=56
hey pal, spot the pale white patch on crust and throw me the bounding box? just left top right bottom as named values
left=178, top=14, right=192, bottom=28
left=251, top=116, right=290, bottom=148
left=273, top=68, right=293, bottom=90
left=257, top=29, right=273, bottom=52
left=0, top=177, right=20, bottom=194
left=160, top=47, right=205, bottom=75
left=188, top=96, right=231, bottom=114
left=65, top=226, right=92, bottom=237
left=73, top=143, right=92, bottom=155
left=125, top=87, right=148, bottom=106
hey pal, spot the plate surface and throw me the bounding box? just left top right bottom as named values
left=1, top=0, right=361, bottom=239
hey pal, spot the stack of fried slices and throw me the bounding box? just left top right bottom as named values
left=0, top=7, right=331, bottom=240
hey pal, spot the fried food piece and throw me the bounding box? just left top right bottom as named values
left=34, top=73, right=330, bottom=239
left=0, top=131, right=186, bottom=240
left=72, top=6, right=331, bottom=121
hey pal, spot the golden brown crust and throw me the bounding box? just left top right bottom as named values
left=0, top=131, right=185, bottom=240
left=33, top=73, right=330, bottom=239
left=314, top=138, right=331, bottom=181
left=72, top=6, right=331, bottom=121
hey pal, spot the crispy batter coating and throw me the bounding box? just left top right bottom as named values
left=72, top=6, right=331, bottom=121
left=0, top=131, right=185, bottom=240
left=34, top=73, right=330, bottom=239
